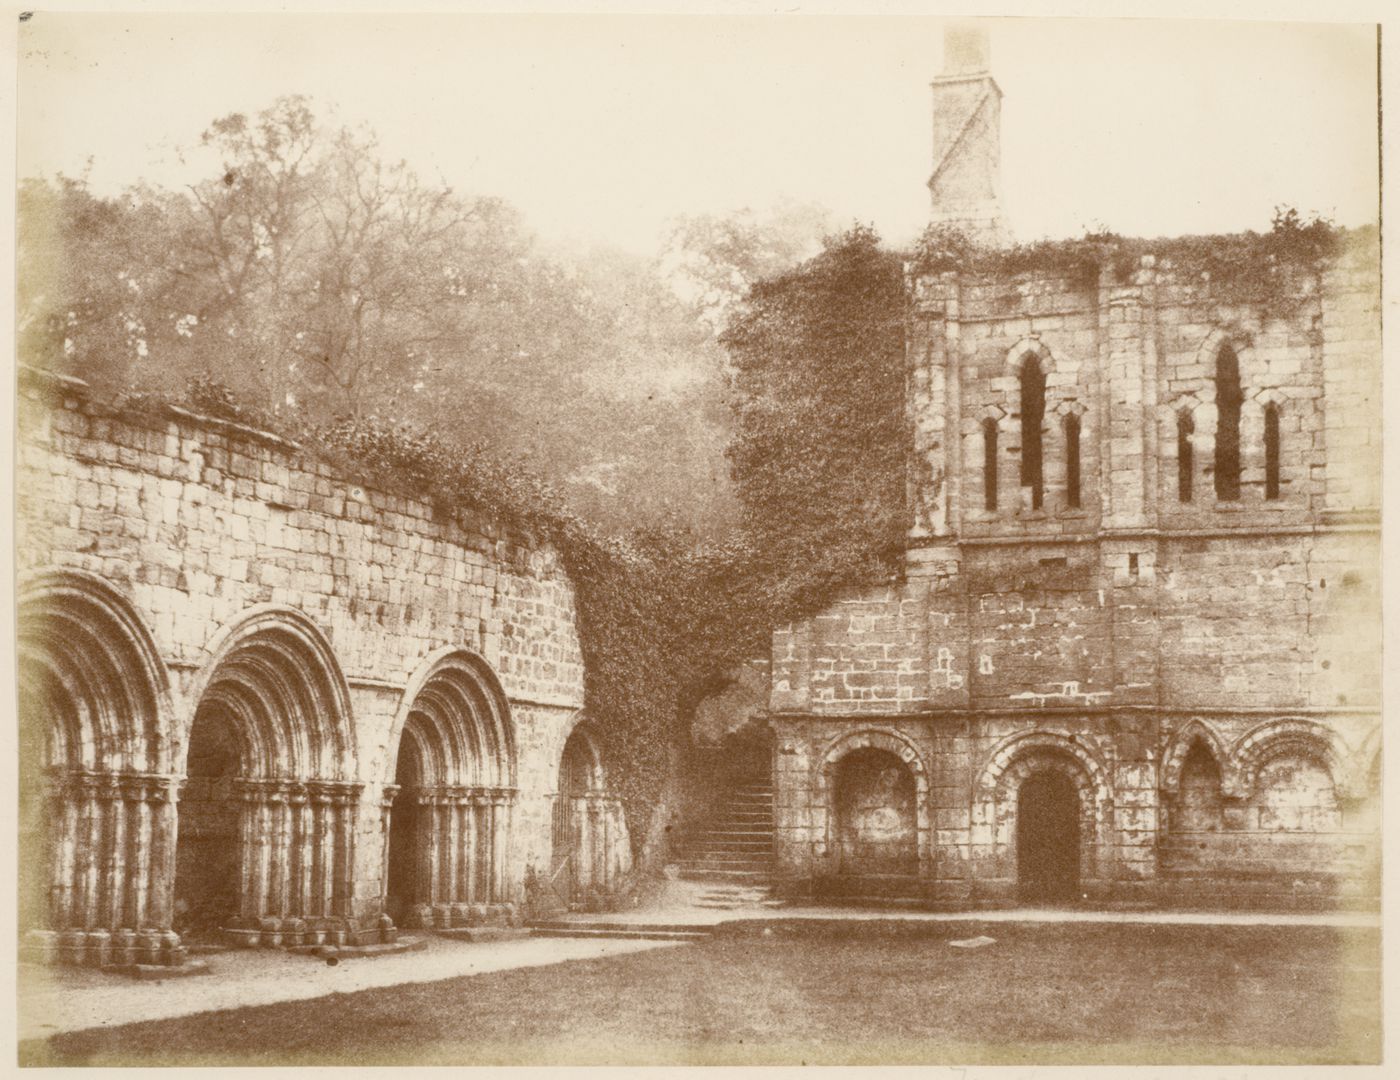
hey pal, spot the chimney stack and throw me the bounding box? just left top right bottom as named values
left=928, top=22, right=1007, bottom=245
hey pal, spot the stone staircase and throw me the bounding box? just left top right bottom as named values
left=676, top=780, right=776, bottom=886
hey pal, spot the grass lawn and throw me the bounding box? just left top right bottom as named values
left=20, top=920, right=1381, bottom=1067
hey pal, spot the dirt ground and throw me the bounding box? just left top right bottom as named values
left=20, top=920, right=1381, bottom=1067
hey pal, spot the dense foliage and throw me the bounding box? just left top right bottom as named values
left=19, top=99, right=839, bottom=539
left=23, top=91, right=1364, bottom=868
left=683, top=226, right=910, bottom=673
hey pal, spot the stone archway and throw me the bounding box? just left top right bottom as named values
left=972, top=731, right=1113, bottom=903
left=833, top=748, right=919, bottom=877
left=174, top=607, right=360, bottom=947
left=549, top=721, right=630, bottom=909
left=381, top=649, right=518, bottom=929
left=17, top=570, right=181, bottom=967
left=814, top=728, right=930, bottom=894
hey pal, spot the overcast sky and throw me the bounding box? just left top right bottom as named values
left=17, top=13, right=1380, bottom=254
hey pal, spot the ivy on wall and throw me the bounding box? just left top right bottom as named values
left=70, top=211, right=1366, bottom=866
left=913, top=209, right=1362, bottom=316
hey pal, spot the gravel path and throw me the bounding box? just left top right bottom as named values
left=18, top=935, right=682, bottom=1042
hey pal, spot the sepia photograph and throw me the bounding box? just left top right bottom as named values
left=7, top=2, right=1388, bottom=1069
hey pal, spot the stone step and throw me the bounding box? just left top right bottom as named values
left=531, top=927, right=709, bottom=942
left=684, top=858, right=775, bottom=871
left=533, top=918, right=715, bottom=933
left=688, top=839, right=774, bottom=852
left=432, top=926, right=532, bottom=944
left=677, top=867, right=773, bottom=884
left=285, top=937, right=428, bottom=960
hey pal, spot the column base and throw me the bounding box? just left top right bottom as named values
left=22, top=927, right=189, bottom=968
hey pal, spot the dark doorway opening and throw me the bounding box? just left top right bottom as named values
left=174, top=705, right=242, bottom=940
left=1017, top=770, right=1080, bottom=904
left=385, top=739, right=422, bottom=923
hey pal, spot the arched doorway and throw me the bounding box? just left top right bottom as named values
left=833, top=748, right=917, bottom=877
left=549, top=724, right=630, bottom=909
left=172, top=705, right=243, bottom=938
left=173, top=609, right=359, bottom=946
left=381, top=651, right=517, bottom=928
left=384, top=737, right=423, bottom=923
left=1017, top=770, right=1080, bottom=903
left=17, top=571, right=178, bottom=965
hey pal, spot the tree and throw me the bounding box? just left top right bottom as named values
left=17, top=96, right=753, bottom=538
left=659, top=200, right=833, bottom=332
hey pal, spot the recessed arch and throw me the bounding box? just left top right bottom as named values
left=18, top=568, right=172, bottom=774
left=1229, top=718, right=1345, bottom=800
left=181, top=605, right=356, bottom=781
left=1160, top=720, right=1233, bottom=797
left=975, top=729, right=1109, bottom=797
left=16, top=569, right=179, bottom=947
left=548, top=717, right=631, bottom=909
left=817, top=727, right=930, bottom=787
left=971, top=730, right=1114, bottom=899
left=381, top=647, right=519, bottom=926
left=812, top=728, right=930, bottom=884
left=175, top=606, right=361, bottom=942
left=384, top=646, right=517, bottom=788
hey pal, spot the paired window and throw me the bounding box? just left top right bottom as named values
left=981, top=353, right=1078, bottom=513
left=1179, top=343, right=1280, bottom=504
left=982, top=341, right=1280, bottom=513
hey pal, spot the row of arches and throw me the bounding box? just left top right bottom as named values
left=977, top=333, right=1295, bottom=516
left=17, top=568, right=619, bottom=964
left=810, top=722, right=1379, bottom=903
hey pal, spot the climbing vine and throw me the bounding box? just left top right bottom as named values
left=69, top=210, right=1366, bottom=869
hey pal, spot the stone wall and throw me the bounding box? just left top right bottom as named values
left=16, top=369, right=631, bottom=964
left=770, top=234, right=1381, bottom=909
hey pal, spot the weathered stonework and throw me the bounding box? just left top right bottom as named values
left=769, top=235, right=1381, bottom=909
left=16, top=369, right=631, bottom=966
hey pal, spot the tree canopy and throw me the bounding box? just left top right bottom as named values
left=20, top=98, right=839, bottom=539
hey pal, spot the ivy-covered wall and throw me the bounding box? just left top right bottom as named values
left=16, top=368, right=623, bottom=926
left=767, top=224, right=1381, bottom=909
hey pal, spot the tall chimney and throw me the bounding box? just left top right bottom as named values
left=928, top=22, right=1007, bottom=245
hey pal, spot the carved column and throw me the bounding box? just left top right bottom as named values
left=50, top=773, right=80, bottom=929
left=416, top=791, right=437, bottom=906
left=379, top=784, right=399, bottom=911
left=465, top=791, right=482, bottom=904
left=444, top=788, right=462, bottom=904
left=127, top=777, right=152, bottom=930
left=102, top=778, right=128, bottom=930
left=78, top=773, right=103, bottom=930
left=269, top=782, right=292, bottom=918
left=490, top=789, right=509, bottom=903
left=292, top=783, right=313, bottom=918
left=337, top=783, right=362, bottom=918
left=312, top=783, right=334, bottom=918
left=148, top=776, right=178, bottom=931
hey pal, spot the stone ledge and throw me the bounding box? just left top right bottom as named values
left=286, top=937, right=428, bottom=959
left=432, top=927, right=532, bottom=944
